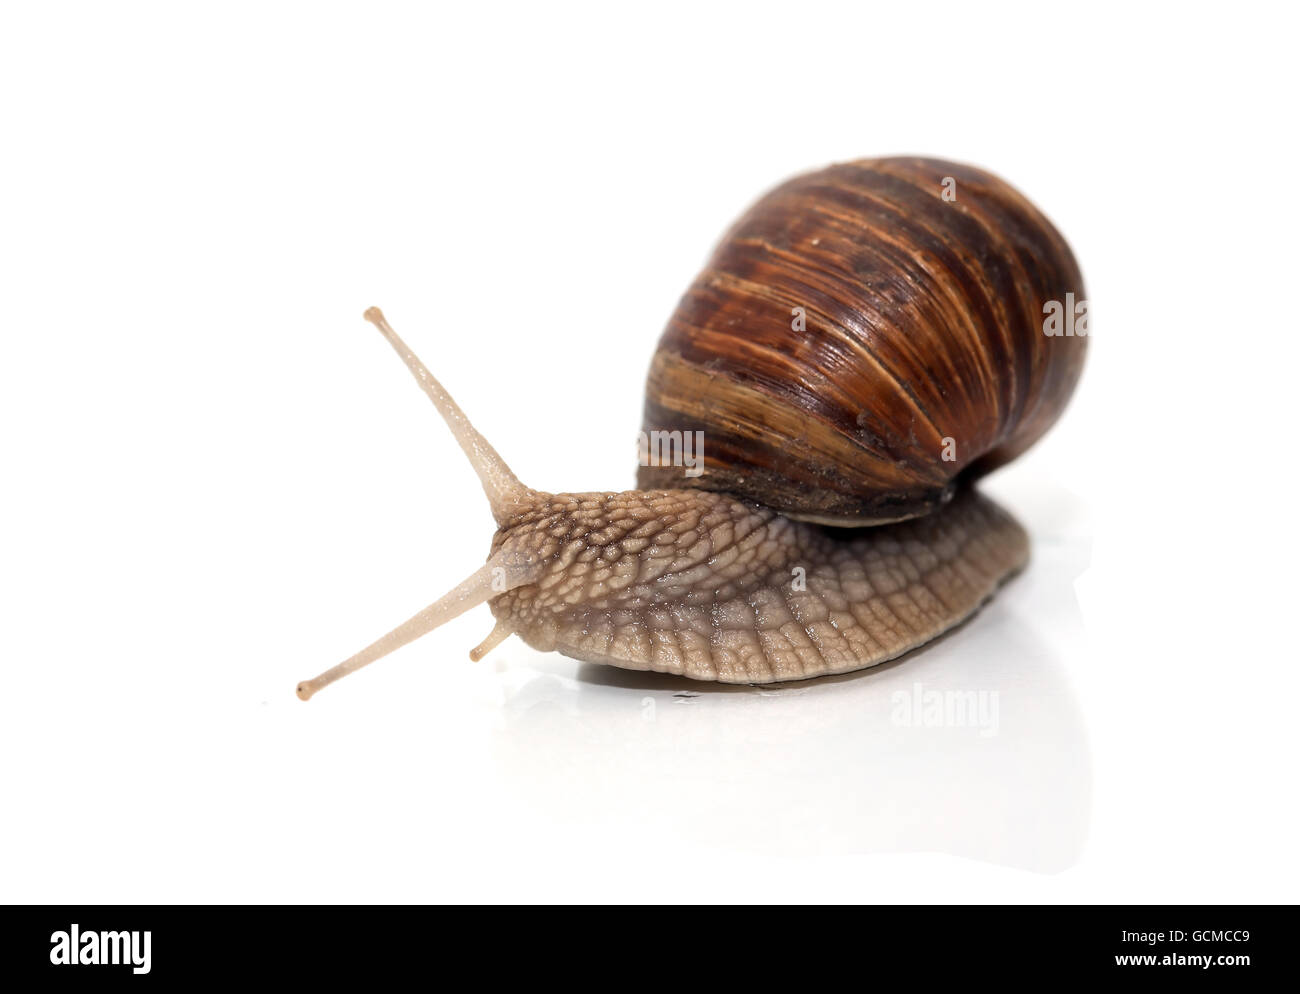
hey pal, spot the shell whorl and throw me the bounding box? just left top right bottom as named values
left=638, top=157, right=1087, bottom=525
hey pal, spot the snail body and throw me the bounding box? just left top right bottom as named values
left=297, top=157, right=1085, bottom=700
left=480, top=486, right=1026, bottom=683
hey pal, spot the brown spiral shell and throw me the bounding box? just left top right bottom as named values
left=637, top=157, right=1087, bottom=525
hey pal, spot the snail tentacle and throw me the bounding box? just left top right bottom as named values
left=362, top=307, right=535, bottom=525
left=296, top=551, right=540, bottom=700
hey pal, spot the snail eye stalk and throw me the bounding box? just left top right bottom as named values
left=295, top=308, right=542, bottom=701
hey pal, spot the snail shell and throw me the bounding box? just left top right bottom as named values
left=639, top=157, right=1086, bottom=525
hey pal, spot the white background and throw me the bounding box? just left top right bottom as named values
left=2, top=2, right=1297, bottom=902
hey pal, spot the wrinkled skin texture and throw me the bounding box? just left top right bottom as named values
left=488, top=486, right=1027, bottom=683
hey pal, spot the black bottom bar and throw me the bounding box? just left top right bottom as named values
left=3, top=905, right=1286, bottom=985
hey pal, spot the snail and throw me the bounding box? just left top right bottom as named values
left=297, top=157, right=1086, bottom=700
